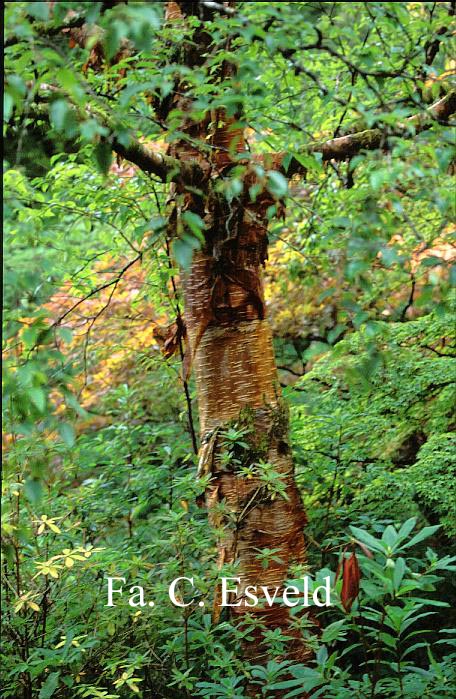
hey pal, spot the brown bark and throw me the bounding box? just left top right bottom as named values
left=183, top=201, right=311, bottom=664
left=164, top=1, right=312, bottom=671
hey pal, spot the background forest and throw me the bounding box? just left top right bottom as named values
left=2, top=2, right=456, bottom=698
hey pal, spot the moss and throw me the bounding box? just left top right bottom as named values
left=237, top=405, right=257, bottom=429
left=269, top=398, right=290, bottom=440
left=218, top=401, right=291, bottom=473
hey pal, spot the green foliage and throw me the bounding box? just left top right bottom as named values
left=410, top=434, right=456, bottom=538
left=291, top=309, right=456, bottom=544
left=270, top=520, right=456, bottom=699
left=3, top=1, right=456, bottom=698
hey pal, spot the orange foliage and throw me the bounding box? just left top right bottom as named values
left=265, top=225, right=455, bottom=342
left=44, top=258, right=173, bottom=417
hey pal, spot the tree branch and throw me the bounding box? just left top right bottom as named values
left=286, top=89, right=456, bottom=174
left=4, top=2, right=129, bottom=48
left=5, top=13, right=86, bottom=48
left=200, top=1, right=236, bottom=16
left=6, top=6, right=203, bottom=185
left=23, top=95, right=203, bottom=185
left=422, top=2, right=455, bottom=73
left=111, top=137, right=202, bottom=184
left=53, top=255, right=142, bottom=328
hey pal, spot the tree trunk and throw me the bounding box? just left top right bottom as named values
left=165, top=1, right=311, bottom=667
left=184, top=249, right=311, bottom=664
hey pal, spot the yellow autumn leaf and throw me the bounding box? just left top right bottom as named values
left=180, top=499, right=189, bottom=512
left=2, top=523, right=16, bottom=534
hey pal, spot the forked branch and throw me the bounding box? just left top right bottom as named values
left=24, top=96, right=203, bottom=185
left=286, top=89, right=456, bottom=174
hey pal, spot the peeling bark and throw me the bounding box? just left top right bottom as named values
left=164, top=0, right=312, bottom=673
left=183, top=202, right=311, bottom=666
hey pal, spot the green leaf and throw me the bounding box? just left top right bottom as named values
left=281, top=153, right=293, bottom=173
left=182, top=211, right=205, bottom=239
left=270, top=666, right=323, bottom=695
left=58, top=327, right=73, bottom=343
left=393, top=557, right=406, bottom=590
left=266, top=170, right=288, bottom=198
left=39, top=672, right=60, bottom=699
left=94, top=141, right=113, bottom=176
left=149, top=215, right=167, bottom=232
left=382, top=524, right=399, bottom=549
left=291, top=152, right=323, bottom=173
left=449, top=264, right=456, bottom=287
left=28, top=2, right=50, bottom=21
left=59, top=423, right=75, bottom=448
left=24, top=478, right=43, bottom=506
left=172, top=235, right=201, bottom=270
left=50, top=99, right=70, bottom=133
left=397, top=517, right=417, bottom=542
left=349, top=526, right=385, bottom=553
left=29, top=387, right=46, bottom=413
left=379, top=632, right=397, bottom=648
left=80, top=119, right=109, bottom=142
left=105, top=21, right=124, bottom=61
left=400, top=525, right=441, bottom=549
left=57, top=68, right=84, bottom=103
left=4, top=92, right=14, bottom=122
left=320, top=620, right=347, bottom=644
